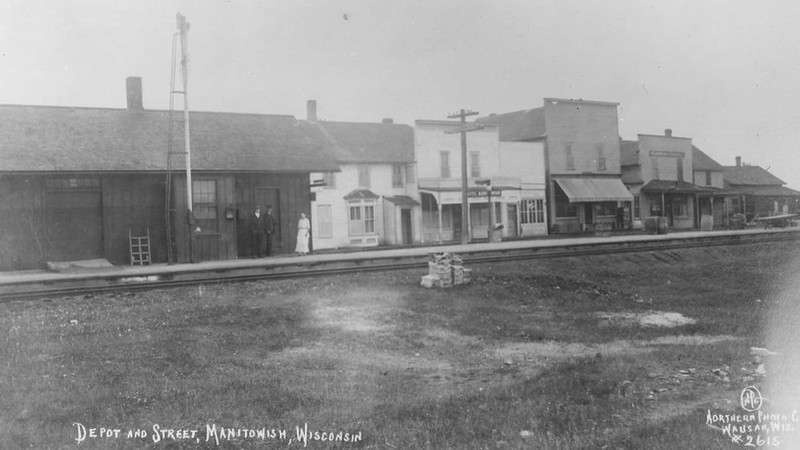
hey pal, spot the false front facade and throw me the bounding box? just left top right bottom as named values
left=622, top=130, right=715, bottom=230
left=415, top=120, right=547, bottom=243
left=479, top=98, right=633, bottom=233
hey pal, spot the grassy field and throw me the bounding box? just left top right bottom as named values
left=2, top=241, right=799, bottom=449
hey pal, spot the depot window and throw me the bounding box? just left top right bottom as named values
left=192, top=179, right=218, bottom=233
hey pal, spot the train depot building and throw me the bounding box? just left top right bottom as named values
left=0, top=79, right=337, bottom=271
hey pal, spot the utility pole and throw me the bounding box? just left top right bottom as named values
left=446, top=109, right=482, bottom=245
left=177, top=13, right=194, bottom=263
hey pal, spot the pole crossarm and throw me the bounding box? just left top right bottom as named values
left=447, top=110, right=479, bottom=119
left=444, top=124, right=484, bottom=134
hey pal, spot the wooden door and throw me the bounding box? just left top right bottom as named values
left=451, top=204, right=462, bottom=242
left=506, top=203, right=517, bottom=237
left=46, top=190, right=104, bottom=261
left=585, top=203, right=594, bottom=228
left=401, top=209, right=412, bottom=245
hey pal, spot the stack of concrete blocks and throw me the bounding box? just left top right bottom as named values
left=420, top=252, right=471, bottom=288
left=453, top=265, right=472, bottom=285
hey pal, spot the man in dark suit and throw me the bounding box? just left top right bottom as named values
left=250, top=208, right=267, bottom=258
left=265, top=205, right=276, bottom=256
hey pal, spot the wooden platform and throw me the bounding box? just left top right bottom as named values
left=1, top=228, right=798, bottom=299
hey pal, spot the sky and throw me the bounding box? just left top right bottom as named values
left=2, top=0, right=800, bottom=188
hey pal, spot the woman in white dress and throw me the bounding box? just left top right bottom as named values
left=295, top=212, right=310, bottom=255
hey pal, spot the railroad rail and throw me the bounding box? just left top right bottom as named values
left=1, top=228, right=798, bottom=300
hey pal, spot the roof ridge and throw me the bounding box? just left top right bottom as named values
left=0, top=103, right=297, bottom=119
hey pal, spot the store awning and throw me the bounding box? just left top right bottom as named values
left=555, top=178, right=633, bottom=203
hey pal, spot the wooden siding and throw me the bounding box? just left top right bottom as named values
left=234, top=173, right=312, bottom=256
left=0, top=171, right=311, bottom=269
left=0, top=174, right=168, bottom=269
left=0, top=175, right=45, bottom=270
left=101, top=174, right=167, bottom=265
left=172, top=174, right=237, bottom=263
left=45, top=189, right=104, bottom=260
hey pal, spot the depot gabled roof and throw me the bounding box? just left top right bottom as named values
left=0, top=104, right=339, bottom=173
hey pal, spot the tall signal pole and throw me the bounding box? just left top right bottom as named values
left=176, top=13, right=194, bottom=263
left=446, top=109, right=482, bottom=245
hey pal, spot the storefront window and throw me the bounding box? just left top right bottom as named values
left=521, top=199, right=545, bottom=224
left=594, top=202, right=616, bottom=217
left=650, top=198, right=662, bottom=216
left=471, top=204, right=489, bottom=227
left=672, top=197, right=688, bottom=217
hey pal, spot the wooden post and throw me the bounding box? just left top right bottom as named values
left=437, top=200, right=443, bottom=243
left=176, top=13, right=194, bottom=263
left=446, top=109, right=481, bottom=244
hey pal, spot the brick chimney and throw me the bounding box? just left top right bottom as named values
left=664, top=128, right=672, bottom=137
left=736, top=156, right=742, bottom=167
left=126, top=76, right=143, bottom=110
left=307, top=100, right=317, bottom=122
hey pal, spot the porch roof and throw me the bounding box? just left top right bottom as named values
left=384, top=195, right=420, bottom=206
left=343, top=188, right=379, bottom=200
left=698, top=185, right=742, bottom=197
left=641, top=180, right=710, bottom=194
left=736, top=185, right=800, bottom=197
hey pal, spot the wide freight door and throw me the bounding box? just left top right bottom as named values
left=46, top=190, right=104, bottom=261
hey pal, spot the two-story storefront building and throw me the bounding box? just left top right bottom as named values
left=479, top=98, right=632, bottom=233
left=414, top=120, right=547, bottom=243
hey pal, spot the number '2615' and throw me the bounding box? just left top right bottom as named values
left=743, top=434, right=780, bottom=447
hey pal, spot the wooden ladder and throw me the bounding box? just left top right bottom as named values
left=129, top=228, right=151, bottom=266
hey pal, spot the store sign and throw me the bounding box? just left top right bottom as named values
left=440, top=190, right=521, bottom=204
left=467, top=190, right=499, bottom=198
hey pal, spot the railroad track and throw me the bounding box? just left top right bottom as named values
left=2, top=229, right=798, bottom=300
